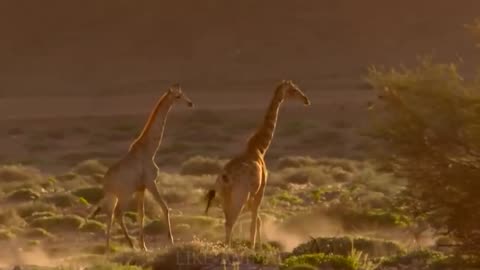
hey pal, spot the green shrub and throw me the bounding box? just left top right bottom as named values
left=6, top=188, right=40, bottom=202
left=273, top=191, right=303, bottom=205
left=173, top=215, right=220, bottom=229
left=72, top=186, right=103, bottom=204
left=80, top=220, right=106, bottom=234
left=180, top=156, right=225, bottom=176
left=30, top=214, right=84, bottom=233
left=292, top=236, right=402, bottom=258
left=380, top=249, right=446, bottom=269
left=281, top=253, right=358, bottom=270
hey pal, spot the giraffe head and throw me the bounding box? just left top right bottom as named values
left=278, top=80, right=310, bottom=106
left=168, top=83, right=194, bottom=108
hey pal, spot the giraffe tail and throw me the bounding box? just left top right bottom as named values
left=204, top=189, right=216, bottom=215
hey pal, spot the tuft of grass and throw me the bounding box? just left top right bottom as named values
left=180, top=156, right=225, bottom=176
left=30, top=214, right=84, bottom=233
left=6, top=188, right=40, bottom=202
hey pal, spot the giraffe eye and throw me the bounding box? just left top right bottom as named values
left=176, top=95, right=181, bottom=99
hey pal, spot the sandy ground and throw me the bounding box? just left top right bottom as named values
left=0, top=88, right=374, bottom=172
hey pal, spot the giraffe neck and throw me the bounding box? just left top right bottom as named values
left=130, top=94, right=174, bottom=158
left=246, top=90, right=283, bottom=156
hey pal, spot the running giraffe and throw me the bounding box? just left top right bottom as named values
left=205, top=80, right=310, bottom=248
left=88, top=84, right=193, bottom=251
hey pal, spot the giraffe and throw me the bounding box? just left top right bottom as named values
left=205, top=80, right=310, bottom=248
left=87, top=83, right=193, bottom=251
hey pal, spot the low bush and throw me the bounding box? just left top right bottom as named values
left=281, top=253, right=358, bottom=270
left=73, top=159, right=107, bottom=176
left=30, top=214, right=84, bottom=233
left=380, top=249, right=446, bottom=269
left=180, top=156, right=225, bottom=176
left=80, top=220, right=106, bottom=234
left=173, top=215, right=220, bottom=229
left=16, top=201, right=57, bottom=218
left=292, top=236, right=402, bottom=258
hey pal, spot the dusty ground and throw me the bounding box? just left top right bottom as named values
left=0, top=89, right=373, bottom=172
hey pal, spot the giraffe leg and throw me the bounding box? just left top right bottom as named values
left=250, top=182, right=266, bottom=249
left=104, top=193, right=118, bottom=253
left=116, top=199, right=135, bottom=249
left=137, top=191, right=148, bottom=251
left=250, top=208, right=259, bottom=249
left=224, top=187, right=250, bottom=247
left=146, top=182, right=174, bottom=244
left=256, top=215, right=262, bottom=245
